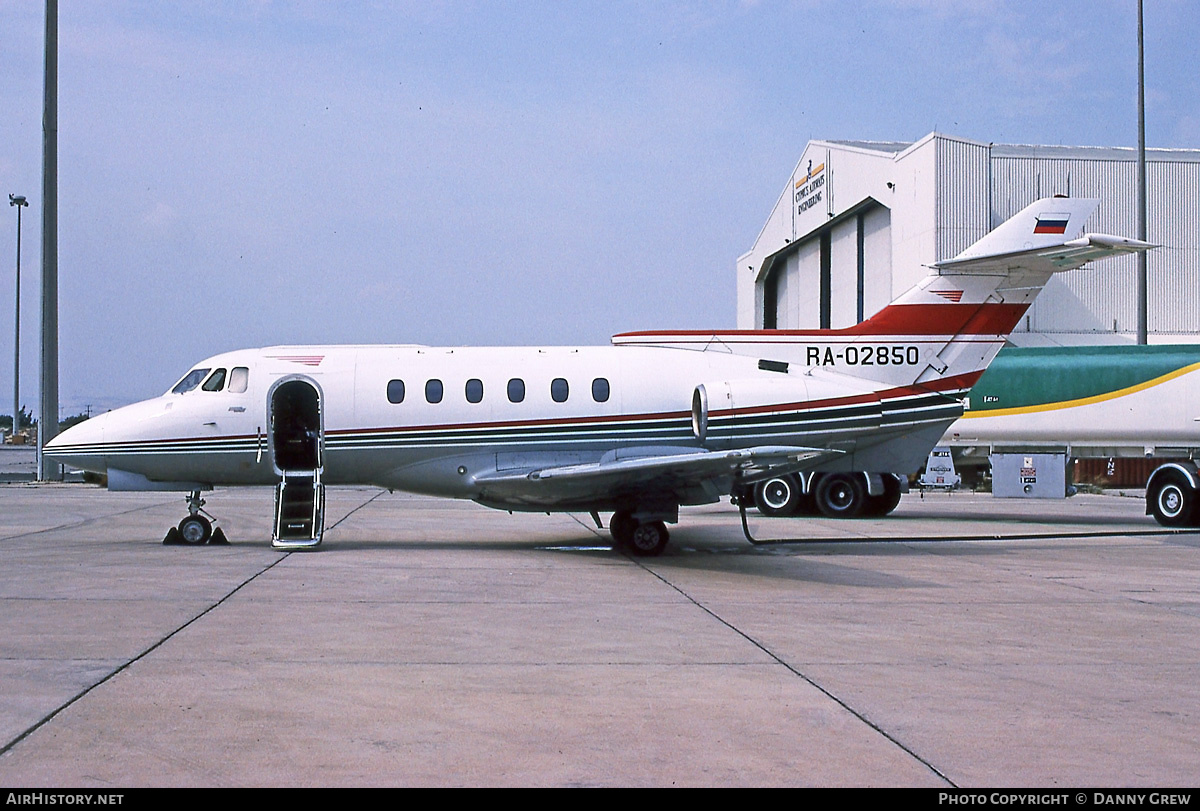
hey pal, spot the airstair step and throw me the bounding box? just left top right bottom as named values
left=273, top=475, right=325, bottom=547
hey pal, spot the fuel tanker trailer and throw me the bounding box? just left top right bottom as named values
left=944, top=344, right=1200, bottom=527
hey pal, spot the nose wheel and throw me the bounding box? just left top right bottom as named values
left=177, top=514, right=212, bottom=544
left=163, top=490, right=229, bottom=546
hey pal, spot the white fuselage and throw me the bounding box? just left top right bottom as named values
left=47, top=341, right=962, bottom=510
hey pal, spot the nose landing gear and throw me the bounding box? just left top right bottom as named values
left=163, top=490, right=229, bottom=546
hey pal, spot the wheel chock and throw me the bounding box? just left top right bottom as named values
left=209, top=527, right=230, bottom=545
left=162, top=527, right=185, bottom=545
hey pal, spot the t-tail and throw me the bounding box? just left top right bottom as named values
left=613, top=196, right=1154, bottom=401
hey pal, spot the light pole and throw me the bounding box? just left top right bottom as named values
left=39, top=0, right=58, bottom=480
left=1136, top=0, right=1148, bottom=345
left=8, top=194, right=27, bottom=442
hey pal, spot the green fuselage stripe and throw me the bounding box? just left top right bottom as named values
left=964, top=345, right=1200, bottom=417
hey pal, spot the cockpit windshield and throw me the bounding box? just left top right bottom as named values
left=170, top=368, right=211, bottom=394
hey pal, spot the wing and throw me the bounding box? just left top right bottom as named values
left=472, top=445, right=842, bottom=510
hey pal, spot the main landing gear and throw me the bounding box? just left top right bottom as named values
left=609, top=509, right=670, bottom=557
left=751, top=472, right=904, bottom=519
left=163, top=490, right=229, bottom=546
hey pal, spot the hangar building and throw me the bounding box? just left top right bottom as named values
left=737, top=131, right=1200, bottom=345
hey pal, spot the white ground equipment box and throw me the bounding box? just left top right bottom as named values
left=990, top=453, right=1069, bottom=499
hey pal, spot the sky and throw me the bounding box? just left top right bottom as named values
left=0, top=0, right=1197, bottom=417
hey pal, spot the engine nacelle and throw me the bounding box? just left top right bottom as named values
left=692, top=371, right=884, bottom=446
left=690, top=378, right=814, bottom=442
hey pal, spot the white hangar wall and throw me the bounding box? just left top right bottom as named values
left=737, top=132, right=1200, bottom=345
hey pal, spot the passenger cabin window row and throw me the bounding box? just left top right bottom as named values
left=386, top=377, right=610, bottom=405
left=172, top=366, right=250, bottom=395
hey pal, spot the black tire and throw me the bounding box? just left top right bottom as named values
left=1149, top=474, right=1196, bottom=527
left=755, top=475, right=803, bottom=517
left=863, top=474, right=903, bottom=517
left=610, top=510, right=637, bottom=548
left=814, top=473, right=867, bottom=519
left=627, top=520, right=669, bottom=557
left=178, top=515, right=213, bottom=545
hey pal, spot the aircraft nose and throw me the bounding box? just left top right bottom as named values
left=47, top=413, right=106, bottom=449
left=45, top=412, right=108, bottom=473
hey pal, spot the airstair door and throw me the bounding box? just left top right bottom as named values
left=269, top=378, right=325, bottom=548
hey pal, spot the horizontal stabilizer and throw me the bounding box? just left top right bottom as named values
left=935, top=231, right=1157, bottom=276
left=935, top=197, right=1154, bottom=276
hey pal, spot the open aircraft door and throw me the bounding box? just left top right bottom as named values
left=268, top=377, right=325, bottom=548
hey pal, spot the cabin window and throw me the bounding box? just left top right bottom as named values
left=425, top=379, right=443, bottom=404
left=202, top=368, right=227, bottom=392
left=465, top=378, right=484, bottom=403
left=228, top=367, right=249, bottom=393
left=592, top=378, right=610, bottom=403
left=171, top=368, right=211, bottom=394
left=387, top=379, right=406, bottom=404
left=507, top=378, right=525, bottom=403
left=551, top=378, right=569, bottom=403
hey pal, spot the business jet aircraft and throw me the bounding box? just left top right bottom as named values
left=47, top=197, right=1151, bottom=554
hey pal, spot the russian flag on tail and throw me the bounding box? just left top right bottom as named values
left=1034, top=213, right=1070, bottom=234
